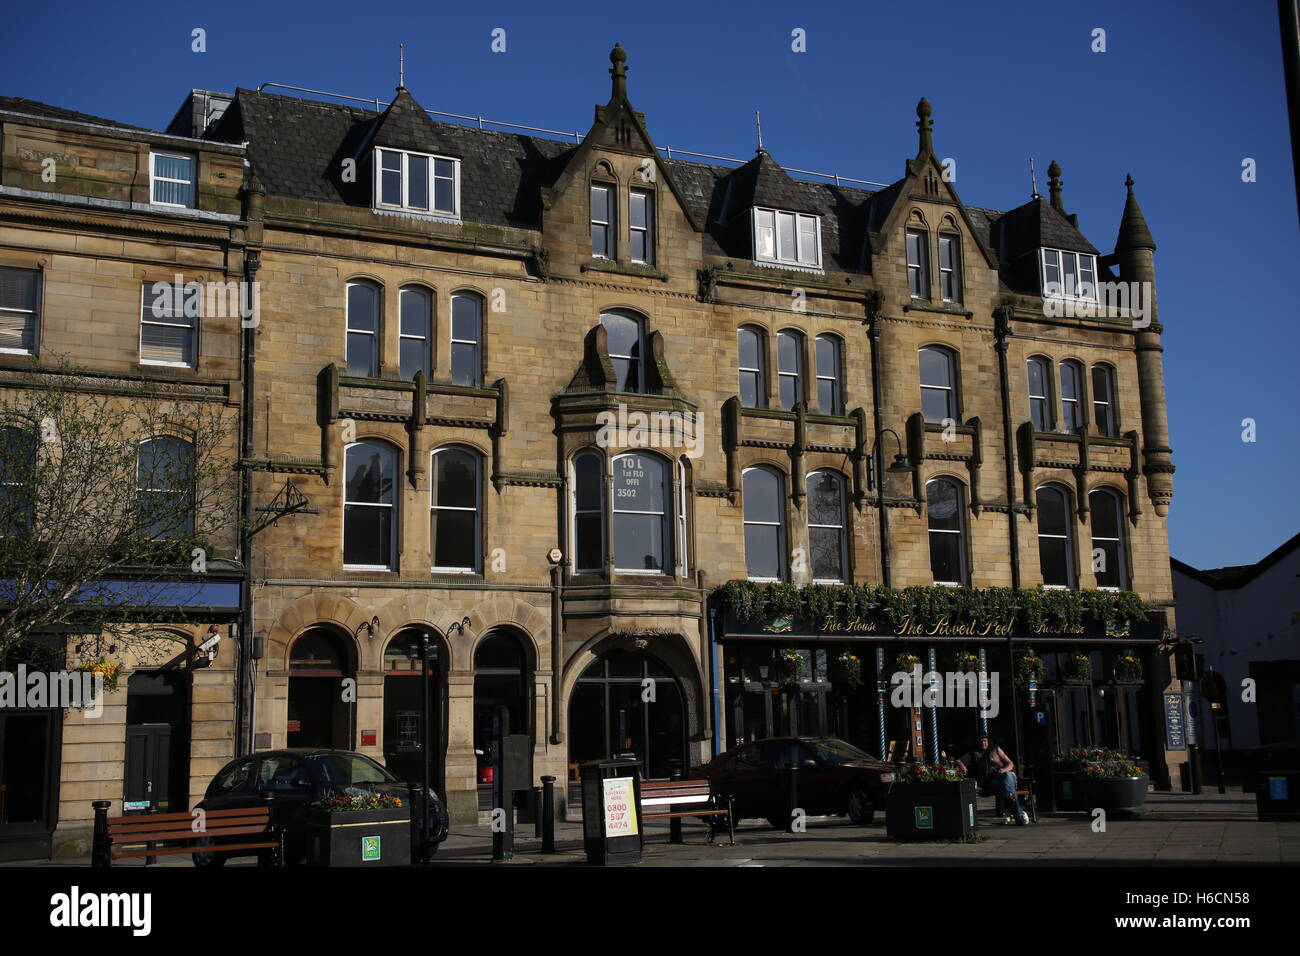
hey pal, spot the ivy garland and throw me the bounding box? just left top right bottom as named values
left=716, top=581, right=1148, bottom=634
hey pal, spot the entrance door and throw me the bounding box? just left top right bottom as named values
left=0, top=711, right=60, bottom=861
left=568, top=650, right=686, bottom=780
left=124, top=725, right=172, bottom=811
left=125, top=670, right=190, bottom=812
left=288, top=629, right=354, bottom=749
left=382, top=631, right=447, bottom=797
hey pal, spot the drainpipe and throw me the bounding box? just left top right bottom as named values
left=994, top=305, right=1024, bottom=765
left=236, top=249, right=260, bottom=758
left=549, top=564, right=563, bottom=744
left=865, top=307, right=892, bottom=587
left=708, top=606, right=723, bottom=757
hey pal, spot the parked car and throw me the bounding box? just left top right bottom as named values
left=192, top=749, right=449, bottom=866
left=696, top=736, right=896, bottom=829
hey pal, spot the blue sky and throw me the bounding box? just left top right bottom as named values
left=1, top=0, right=1295, bottom=570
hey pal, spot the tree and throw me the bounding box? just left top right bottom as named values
left=0, top=361, right=239, bottom=664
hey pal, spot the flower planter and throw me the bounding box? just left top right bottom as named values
left=1082, top=774, right=1148, bottom=815
left=886, top=779, right=977, bottom=840
left=306, top=807, right=413, bottom=867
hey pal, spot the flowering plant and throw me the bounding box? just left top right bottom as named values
left=1113, top=649, right=1142, bottom=681
left=897, top=763, right=964, bottom=784
left=895, top=652, right=922, bottom=674
left=1014, top=649, right=1043, bottom=685
left=1064, top=651, right=1092, bottom=682
left=313, top=792, right=404, bottom=812
left=835, top=651, right=863, bottom=687
left=75, top=658, right=121, bottom=694
left=1054, top=747, right=1142, bottom=778
left=954, top=649, right=980, bottom=674
left=775, top=649, right=805, bottom=683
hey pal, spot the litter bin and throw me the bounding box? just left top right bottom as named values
left=1255, top=770, right=1300, bottom=821
left=579, top=757, right=642, bottom=865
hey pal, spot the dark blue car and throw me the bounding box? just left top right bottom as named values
left=192, top=749, right=448, bottom=866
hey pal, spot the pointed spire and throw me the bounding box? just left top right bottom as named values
left=755, top=110, right=765, bottom=154
left=397, top=42, right=406, bottom=92
left=1047, top=160, right=1064, bottom=212
left=915, top=97, right=934, bottom=157
left=1029, top=157, right=1040, bottom=199
left=1116, top=174, right=1156, bottom=252
left=609, top=43, right=628, bottom=100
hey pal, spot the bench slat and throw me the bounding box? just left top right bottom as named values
left=114, top=840, right=278, bottom=860
left=111, top=825, right=275, bottom=845
left=110, top=817, right=269, bottom=837
left=109, top=807, right=269, bottom=828
left=644, top=810, right=729, bottom=819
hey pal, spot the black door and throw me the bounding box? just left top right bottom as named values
left=0, top=710, right=60, bottom=861
left=124, top=724, right=172, bottom=811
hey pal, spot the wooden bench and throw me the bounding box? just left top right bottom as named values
left=640, top=779, right=734, bottom=846
left=91, top=794, right=285, bottom=867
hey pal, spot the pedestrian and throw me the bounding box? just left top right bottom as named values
left=955, top=733, right=1029, bottom=825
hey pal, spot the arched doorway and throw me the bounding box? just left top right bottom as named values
left=569, top=649, right=686, bottom=780
left=382, top=630, right=448, bottom=796
left=124, top=670, right=190, bottom=812
left=288, top=628, right=355, bottom=749
left=473, top=630, right=533, bottom=809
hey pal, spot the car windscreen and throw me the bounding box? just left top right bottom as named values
left=309, top=753, right=398, bottom=787
left=808, top=738, right=873, bottom=765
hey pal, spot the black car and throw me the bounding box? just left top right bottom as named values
left=697, top=737, right=897, bottom=829
left=192, top=749, right=449, bottom=866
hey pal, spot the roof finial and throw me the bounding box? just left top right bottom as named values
left=916, top=97, right=934, bottom=157
left=1116, top=174, right=1156, bottom=252
left=755, top=110, right=765, bottom=154
left=1047, top=159, right=1064, bottom=212
left=1125, top=173, right=1135, bottom=191
left=1029, top=157, right=1039, bottom=199
left=398, top=42, right=405, bottom=92
left=610, top=43, right=628, bottom=100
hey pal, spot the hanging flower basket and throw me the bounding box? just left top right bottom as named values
left=775, top=649, right=805, bottom=685
left=953, top=649, right=980, bottom=674
left=833, top=651, right=863, bottom=688
left=1014, top=649, right=1043, bottom=685
left=1112, top=648, right=1143, bottom=683
left=75, top=658, right=122, bottom=696
left=895, top=652, right=922, bottom=676
left=1063, top=651, right=1092, bottom=684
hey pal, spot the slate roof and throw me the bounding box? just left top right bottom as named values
left=1172, top=532, right=1300, bottom=591
left=0, top=96, right=146, bottom=131
left=204, top=87, right=1104, bottom=285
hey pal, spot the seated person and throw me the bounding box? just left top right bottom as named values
left=954, top=733, right=1029, bottom=825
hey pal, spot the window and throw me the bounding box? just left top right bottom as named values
left=0, top=267, right=39, bottom=355
left=919, top=346, right=957, bottom=423
left=737, top=326, right=766, bottom=408
left=600, top=311, right=644, bottom=393
left=906, top=230, right=930, bottom=299
left=591, top=184, right=614, bottom=258
left=1027, top=357, right=1053, bottom=431
left=344, top=440, right=396, bottom=569
left=430, top=447, right=481, bottom=573
left=1089, top=489, right=1128, bottom=590
left=0, top=426, right=36, bottom=536
left=1036, top=484, right=1075, bottom=588
left=375, top=148, right=458, bottom=217
left=612, top=453, right=670, bottom=574
left=752, top=208, right=821, bottom=268
left=150, top=152, right=196, bottom=208
left=677, top=459, right=689, bottom=574
left=815, top=335, right=842, bottom=414
left=346, top=281, right=380, bottom=378
left=399, top=287, right=431, bottom=380
left=743, top=467, right=786, bottom=582
left=808, top=470, right=848, bottom=583
left=1060, top=360, right=1084, bottom=431
left=777, top=330, right=803, bottom=410
left=927, top=477, right=967, bottom=585
left=140, top=280, right=197, bottom=368
left=450, top=293, right=482, bottom=387
left=630, top=189, right=654, bottom=264
left=573, top=452, right=605, bottom=573
left=938, top=234, right=962, bottom=303
left=1041, top=249, right=1097, bottom=300
left=136, top=436, right=194, bottom=539
left=1092, top=365, right=1117, bottom=437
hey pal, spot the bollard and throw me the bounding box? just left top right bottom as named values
left=541, top=775, right=556, bottom=854
left=669, top=772, right=683, bottom=844
left=531, top=786, right=543, bottom=838
left=144, top=804, right=156, bottom=866
left=786, top=766, right=800, bottom=831
left=91, top=800, right=111, bottom=868
left=407, top=782, right=424, bottom=864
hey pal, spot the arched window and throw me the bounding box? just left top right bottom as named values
left=600, top=311, right=644, bottom=393
left=430, top=447, right=481, bottom=573
left=398, top=286, right=432, bottom=380
left=450, top=292, right=483, bottom=387
left=1060, top=360, right=1084, bottom=431
left=807, top=469, right=848, bottom=583
left=344, top=440, right=396, bottom=569
left=815, top=335, right=842, bottom=415
left=927, top=477, right=967, bottom=586
left=1092, top=365, right=1118, bottom=437
left=473, top=630, right=532, bottom=799
left=136, top=436, right=194, bottom=539
left=1036, top=484, right=1075, bottom=588
left=919, top=345, right=957, bottom=423
left=743, top=466, right=786, bottom=582
left=1027, top=356, right=1053, bottom=431
left=737, top=326, right=766, bottom=408
left=0, top=426, right=36, bottom=536
left=346, top=280, right=380, bottom=377
left=612, top=453, right=670, bottom=574
left=573, top=452, right=605, bottom=573
left=777, top=330, right=804, bottom=410
left=1089, top=488, right=1128, bottom=590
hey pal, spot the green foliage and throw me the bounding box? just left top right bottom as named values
left=1014, top=648, right=1044, bottom=684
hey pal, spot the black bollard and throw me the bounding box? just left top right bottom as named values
left=786, top=766, right=800, bottom=831
left=541, top=775, right=556, bottom=854
left=531, top=786, right=543, bottom=838
left=144, top=804, right=156, bottom=866
left=91, top=800, right=111, bottom=868
left=407, top=783, right=424, bottom=864
left=669, top=772, right=683, bottom=844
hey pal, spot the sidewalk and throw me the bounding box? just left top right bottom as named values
left=8, top=790, right=1294, bottom=867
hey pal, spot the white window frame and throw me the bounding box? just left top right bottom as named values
left=777, top=330, right=804, bottom=411
left=918, top=345, right=957, bottom=423
left=149, top=151, right=197, bottom=208
left=591, top=184, right=615, bottom=259
left=450, top=292, right=483, bottom=387
left=429, top=447, right=482, bottom=574
left=677, top=458, right=689, bottom=575
left=1060, top=360, right=1084, bottom=432
left=742, top=466, right=787, bottom=583
left=345, top=280, right=380, bottom=378
left=343, top=440, right=397, bottom=571
left=814, top=334, right=842, bottom=415
left=1036, top=484, right=1075, bottom=590
left=139, top=281, right=197, bottom=369
left=906, top=229, right=930, bottom=299
left=807, top=469, right=848, bottom=585
left=398, top=286, right=431, bottom=380
left=737, top=326, right=766, bottom=408
left=0, top=266, right=40, bottom=356
left=1027, top=356, right=1053, bottom=431
left=1091, top=364, right=1117, bottom=437
left=600, top=310, right=645, bottom=394
left=571, top=452, right=606, bottom=574
left=1040, top=248, right=1098, bottom=301
left=373, top=147, right=460, bottom=218
left=1088, top=489, right=1128, bottom=592
left=752, top=207, right=822, bottom=269
left=926, top=477, right=967, bottom=587
left=630, top=188, right=654, bottom=265
left=938, top=233, right=962, bottom=303
left=612, top=452, right=670, bottom=576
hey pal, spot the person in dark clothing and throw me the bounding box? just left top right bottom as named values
left=955, top=733, right=1029, bottom=824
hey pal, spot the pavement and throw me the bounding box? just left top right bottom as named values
left=8, top=789, right=1296, bottom=867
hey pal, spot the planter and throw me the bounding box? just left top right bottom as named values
left=886, top=779, right=977, bottom=840
left=1053, top=771, right=1087, bottom=811
left=1084, top=774, right=1149, bottom=815
left=306, top=807, right=413, bottom=867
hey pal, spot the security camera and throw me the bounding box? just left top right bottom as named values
left=199, top=627, right=222, bottom=656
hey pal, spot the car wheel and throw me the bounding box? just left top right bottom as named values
left=191, top=837, right=227, bottom=868
left=846, top=787, right=875, bottom=825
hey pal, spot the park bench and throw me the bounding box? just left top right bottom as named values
left=91, top=793, right=284, bottom=867
left=640, top=778, right=735, bottom=846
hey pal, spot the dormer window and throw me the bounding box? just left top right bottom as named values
left=150, top=152, right=196, bottom=208
left=374, top=147, right=459, bottom=218
left=752, top=208, right=821, bottom=269
left=1041, top=248, right=1097, bottom=300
